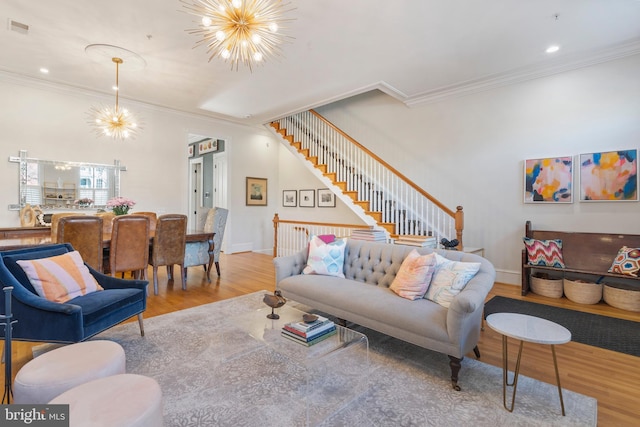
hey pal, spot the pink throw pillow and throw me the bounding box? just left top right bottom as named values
left=389, top=250, right=437, bottom=300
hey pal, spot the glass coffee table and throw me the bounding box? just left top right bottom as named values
left=225, top=303, right=370, bottom=426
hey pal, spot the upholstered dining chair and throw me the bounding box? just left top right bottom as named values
left=95, top=211, right=116, bottom=235
left=131, top=212, right=157, bottom=233
left=56, top=215, right=103, bottom=272
left=50, top=213, right=79, bottom=240
left=184, top=207, right=228, bottom=281
left=109, top=215, right=150, bottom=280
left=149, top=214, right=187, bottom=295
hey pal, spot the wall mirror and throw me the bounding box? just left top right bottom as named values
left=8, top=150, right=125, bottom=211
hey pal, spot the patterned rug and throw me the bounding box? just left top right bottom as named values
left=97, top=292, right=597, bottom=426
left=484, top=296, right=640, bottom=357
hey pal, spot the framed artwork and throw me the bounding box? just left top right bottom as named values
left=524, top=156, right=573, bottom=203
left=299, top=189, right=315, bottom=207
left=579, top=149, right=638, bottom=202
left=198, top=139, right=218, bottom=155
left=246, top=177, right=267, bottom=206
left=317, top=188, right=336, bottom=207
left=187, top=145, right=194, bottom=157
left=282, top=190, right=297, bottom=207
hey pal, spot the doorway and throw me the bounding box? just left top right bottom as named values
left=188, top=157, right=203, bottom=228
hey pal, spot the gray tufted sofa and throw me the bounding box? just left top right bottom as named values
left=274, top=239, right=496, bottom=390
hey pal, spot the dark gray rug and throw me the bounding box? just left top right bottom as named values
left=484, top=296, right=640, bottom=357
left=96, top=292, right=597, bottom=426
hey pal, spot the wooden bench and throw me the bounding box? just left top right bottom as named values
left=521, top=220, right=640, bottom=296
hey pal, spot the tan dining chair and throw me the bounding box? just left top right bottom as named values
left=95, top=211, right=116, bottom=235
left=109, top=215, right=150, bottom=281
left=56, top=215, right=104, bottom=272
left=50, top=213, right=80, bottom=240
left=131, top=212, right=157, bottom=233
left=149, top=214, right=187, bottom=295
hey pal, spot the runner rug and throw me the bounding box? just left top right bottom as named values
left=484, top=296, right=640, bottom=357
left=97, top=291, right=597, bottom=426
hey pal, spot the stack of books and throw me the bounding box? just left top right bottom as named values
left=350, top=227, right=387, bottom=242
left=394, top=235, right=437, bottom=248
left=281, top=315, right=337, bottom=346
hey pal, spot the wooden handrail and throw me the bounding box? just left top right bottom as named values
left=309, top=110, right=456, bottom=217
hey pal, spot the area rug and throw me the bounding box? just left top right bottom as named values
left=96, top=292, right=597, bottom=426
left=484, top=296, right=640, bottom=357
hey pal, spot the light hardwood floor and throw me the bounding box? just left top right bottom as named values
left=4, top=252, right=639, bottom=426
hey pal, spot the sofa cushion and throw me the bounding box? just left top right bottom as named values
left=69, top=288, right=145, bottom=327
left=608, top=246, right=640, bottom=277
left=523, top=237, right=565, bottom=268
left=424, top=254, right=480, bottom=308
left=16, top=251, right=103, bottom=303
left=389, top=250, right=436, bottom=300
left=303, top=236, right=346, bottom=278
left=278, top=274, right=449, bottom=342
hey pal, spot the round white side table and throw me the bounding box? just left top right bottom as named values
left=485, top=312, right=571, bottom=416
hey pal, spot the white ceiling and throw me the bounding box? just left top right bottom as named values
left=1, top=0, right=639, bottom=125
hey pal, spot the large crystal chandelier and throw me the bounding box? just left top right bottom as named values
left=181, top=0, right=294, bottom=71
left=88, top=57, right=142, bottom=140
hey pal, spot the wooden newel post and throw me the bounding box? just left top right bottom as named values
left=455, top=206, right=464, bottom=251
left=273, top=213, right=280, bottom=258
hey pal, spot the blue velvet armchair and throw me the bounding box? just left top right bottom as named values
left=0, top=243, right=147, bottom=343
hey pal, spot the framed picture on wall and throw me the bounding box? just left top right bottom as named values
left=187, top=145, right=194, bottom=157
left=283, top=190, right=297, bottom=207
left=317, top=188, right=336, bottom=207
left=198, top=139, right=218, bottom=155
left=579, top=149, right=638, bottom=202
left=246, top=177, right=267, bottom=206
left=523, top=156, right=573, bottom=203
left=299, top=189, right=315, bottom=207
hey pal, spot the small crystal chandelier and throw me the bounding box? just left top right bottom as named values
left=88, top=57, right=141, bottom=140
left=181, top=0, right=294, bottom=71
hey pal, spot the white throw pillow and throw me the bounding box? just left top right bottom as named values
left=302, top=235, right=347, bottom=278
left=424, top=253, right=480, bottom=308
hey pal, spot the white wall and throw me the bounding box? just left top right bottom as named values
left=0, top=75, right=279, bottom=254
left=313, top=54, right=640, bottom=285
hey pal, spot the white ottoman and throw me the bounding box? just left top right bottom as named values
left=14, top=340, right=125, bottom=404
left=50, top=374, right=163, bottom=427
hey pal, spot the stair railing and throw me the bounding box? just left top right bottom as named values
left=271, top=110, right=464, bottom=247
left=273, top=214, right=375, bottom=257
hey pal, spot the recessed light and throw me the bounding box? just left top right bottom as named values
left=546, top=45, right=560, bottom=54
left=39, top=67, right=49, bottom=74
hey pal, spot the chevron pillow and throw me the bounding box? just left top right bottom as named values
left=523, top=237, right=565, bottom=268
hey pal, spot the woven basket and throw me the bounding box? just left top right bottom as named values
left=603, top=284, right=640, bottom=312
left=530, top=273, right=563, bottom=298
left=563, top=279, right=602, bottom=305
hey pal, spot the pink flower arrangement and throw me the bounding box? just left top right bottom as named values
left=106, top=196, right=136, bottom=215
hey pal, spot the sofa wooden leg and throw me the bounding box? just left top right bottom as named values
left=448, top=355, right=463, bottom=391
left=473, top=345, right=481, bottom=359
left=137, top=313, right=145, bottom=337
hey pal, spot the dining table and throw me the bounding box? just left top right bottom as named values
left=0, top=226, right=215, bottom=277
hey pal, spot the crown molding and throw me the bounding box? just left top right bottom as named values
left=404, top=39, right=640, bottom=107
left=0, top=69, right=269, bottom=132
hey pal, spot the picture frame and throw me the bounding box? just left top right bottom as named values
left=187, top=145, right=194, bottom=157
left=198, top=138, right=218, bottom=155
left=246, top=177, right=267, bottom=206
left=579, top=149, right=638, bottom=202
left=317, top=188, right=336, bottom=207
left=524, top=156, right=573, bottom=203
left=299, top=189, right=315, bottom=207
left=282, top=190, right=297, bottom=207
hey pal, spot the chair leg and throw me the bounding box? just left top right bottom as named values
left=215, top=261, right=221, bottom=276
left=153, top=265, right=159, bottom=295
left=137, top=313, right=145, bottom=337
left=167, top=265, right=174, bottom=280
left=180, top=264, right=186, bottom=291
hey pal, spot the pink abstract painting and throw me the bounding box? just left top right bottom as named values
left=579, top=150, right=638, bottom=201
